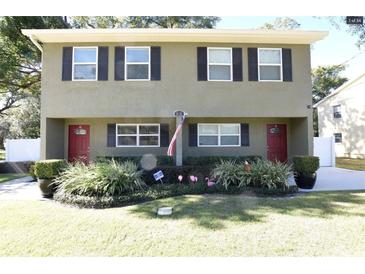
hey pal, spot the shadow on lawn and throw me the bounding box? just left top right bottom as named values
left=129, top=191, right=365, bottom=230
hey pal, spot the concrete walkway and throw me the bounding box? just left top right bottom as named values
left=289, top=167, right=365, bottom=192
left=0, top=176, right=45, bottom=200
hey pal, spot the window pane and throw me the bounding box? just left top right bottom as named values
left=220, top=124, right=239, bottom=135
left=199, top=136, right=219, bottom=146
left=259, top=66, right=281, bottom=81
left=126, top=48, right=149, bottom=62
left=117, top=125, right=137, bottom=135
left=209, top=65, right=231, bottom=80
left=259, top=49, right=281, bottom=64
left=74, top=48, right=97, bottom=63
left=199, top=124, right=218, bottom=135
left=209, top=49, right=231, bottom=63
left=139, top=136, right=159, bottom=146
left=139, top=125, right=158, bottom=135
left=221, top=136, right=239, bottom=146
left=127, top=64, right=149, bottom=79
left=74, top=64, right=96, bottom=80
left=117, top=136, right=137, bottom=146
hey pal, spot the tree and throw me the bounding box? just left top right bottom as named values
left=327, top=16, right=365, bottom=47
left=260, top=17, right=300, bottom=30
left=312, top=64, right=348, bottom=136
left=312, top=65, right=348, bottom=104
left=0, top=16, right=69, bottom=117
left=69, top=16, right=220, bottom=29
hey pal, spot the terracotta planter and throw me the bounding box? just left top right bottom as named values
left=38, top=178, right=56, bottom=198
left=294, top=172, right=317, bottom=189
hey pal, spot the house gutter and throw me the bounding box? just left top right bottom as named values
left=28, top=34, right=43, bottom=52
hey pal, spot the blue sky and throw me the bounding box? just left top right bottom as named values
left=217, top=16, right=365, bottom=79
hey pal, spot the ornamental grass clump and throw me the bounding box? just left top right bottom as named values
left=211, top=160, right=251, bottom=189
left=55, top=160, right=145, bottom=197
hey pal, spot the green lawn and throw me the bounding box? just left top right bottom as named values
left=0, top=173, right=27, bottom=184
left=336, top=157, right=365, bottom=171
left=1, top=192, right=365, bottom=256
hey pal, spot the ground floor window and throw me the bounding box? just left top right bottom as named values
left=198, top=124, right=240, bottom=147
left=116, top=124, right=160, bottom=147
left=334, top=133, right=342, bottom=143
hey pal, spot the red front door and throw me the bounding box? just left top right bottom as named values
left=68, top=125, right=90, bottom=163
left=267, top=124, right=287, bottom=162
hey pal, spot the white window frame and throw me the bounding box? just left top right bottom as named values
left=258, top=48, right=283, bottom=82
left=207, top=47, right=233, bottom=82
left=72, top=46, right=98, bottom=81
left=333, top=104, right=342, bottom=119
left=125, top=46, right=151, bottom=81
left=116, top=124, right=160, bottom=147
left=197, top=123, right=241, bottom=147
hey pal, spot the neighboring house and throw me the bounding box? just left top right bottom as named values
left=314, top=72, right=365, bottom=159
left=22, top=29, right=327, bottom=165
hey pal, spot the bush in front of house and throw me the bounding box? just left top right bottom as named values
left=212, top=159, right=291, bottom=190
left=183, top=155, right=261, bottom=166
left=34, top=159, right=67, bottom=198
left=29, top=164, right=37, bottom=181
left=55, top=160, right=145, bottom=197
left=34, top=159, right=66, bottom=179
left=97, top=155, right=174, bottom=166
left=292, top=156, right=320, bottom=175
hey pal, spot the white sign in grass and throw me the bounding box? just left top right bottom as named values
left=157, top=207, right=173, bottom=216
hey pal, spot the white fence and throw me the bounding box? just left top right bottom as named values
left=4, top=138, right=41, bottom=162
left=313, top=137, right=335, bottom=167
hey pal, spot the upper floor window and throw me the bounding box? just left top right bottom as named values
left=116, top=124, right=159, bottom=147
left=333, top=105, right=342, bottom=118
left=73, top=47, right=98, bottom=81
left=258, top=48, right=282, bottom=81
left=198, top=123, right=240, bottom=146
left=207, top=48, right=232, bottom=81
left=125, top=47, right=150, bottom=80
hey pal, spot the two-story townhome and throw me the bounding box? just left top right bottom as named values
left=314, top=72, right=365, bottom=159
left=22, top=28, right=327, bottom=165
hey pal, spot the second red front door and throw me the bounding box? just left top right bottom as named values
left=267, top=124, right=287, bottom=162
left=68, top=125, right=90, bottom=163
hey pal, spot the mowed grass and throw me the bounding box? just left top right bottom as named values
left=336, top=157, right=365, bottom=171
left=1, top=192, right=365, bottom=256
left=0, top=173, right=27, bottom=184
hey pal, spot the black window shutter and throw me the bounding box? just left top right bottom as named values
left=160, top=124, right=169, bottom=147
left=189, top=124, right=198, bottom=147
left=197, top=47, right=207, bottom=81
left=107, top=124, right=116, bottom=147
left=62, top=47, right=72, bottom=81
left=247, top=48, right=258, bottom=81
left=98, top=46, right=108, bottom=81
left=240, top=124, right=249, bottom=146
left=151, top=46, right=161, bottom=81
left=114, top=47, right=125, bottom=81
left=232, top=48, right=243, bottom=81
left=282, top=48, right=293, bottom=82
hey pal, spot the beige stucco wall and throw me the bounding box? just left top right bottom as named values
left=43, top=117, right=310, bottom=161
left=41, top=42, right=312, bottom=118
left=317, top=76, right=365, bottom=158
left=41, top=41, right=314, bottom=160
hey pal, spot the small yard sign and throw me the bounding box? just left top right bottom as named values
left=153, top=170, right=164, bottom=183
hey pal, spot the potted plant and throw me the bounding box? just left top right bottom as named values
left=34, top=159, right=66, bottom=198
left=292, top=156, right=320, bottom=189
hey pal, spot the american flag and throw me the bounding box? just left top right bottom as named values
left=167, top=118, right=185, bottom=156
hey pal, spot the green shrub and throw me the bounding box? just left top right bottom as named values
left=55, top=160, right=145, bottom=197
left=212, top=159, right=291, bottom=190
left=54, top=182, right=298, bottom=209
left=97, top=155, right=174, bottom=166
left=183, top=156, right=261, bottom=166
left=34, top=159, right=66, bottom=179
left=142, top=165, right=211, bottom=185
left=250, top=159, right=291, bottom=190
left=293, top=156, right=320, bottom=175
left=29, top=164, right=37, bottom=180
left=211, top=160, right=251, bottom=189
